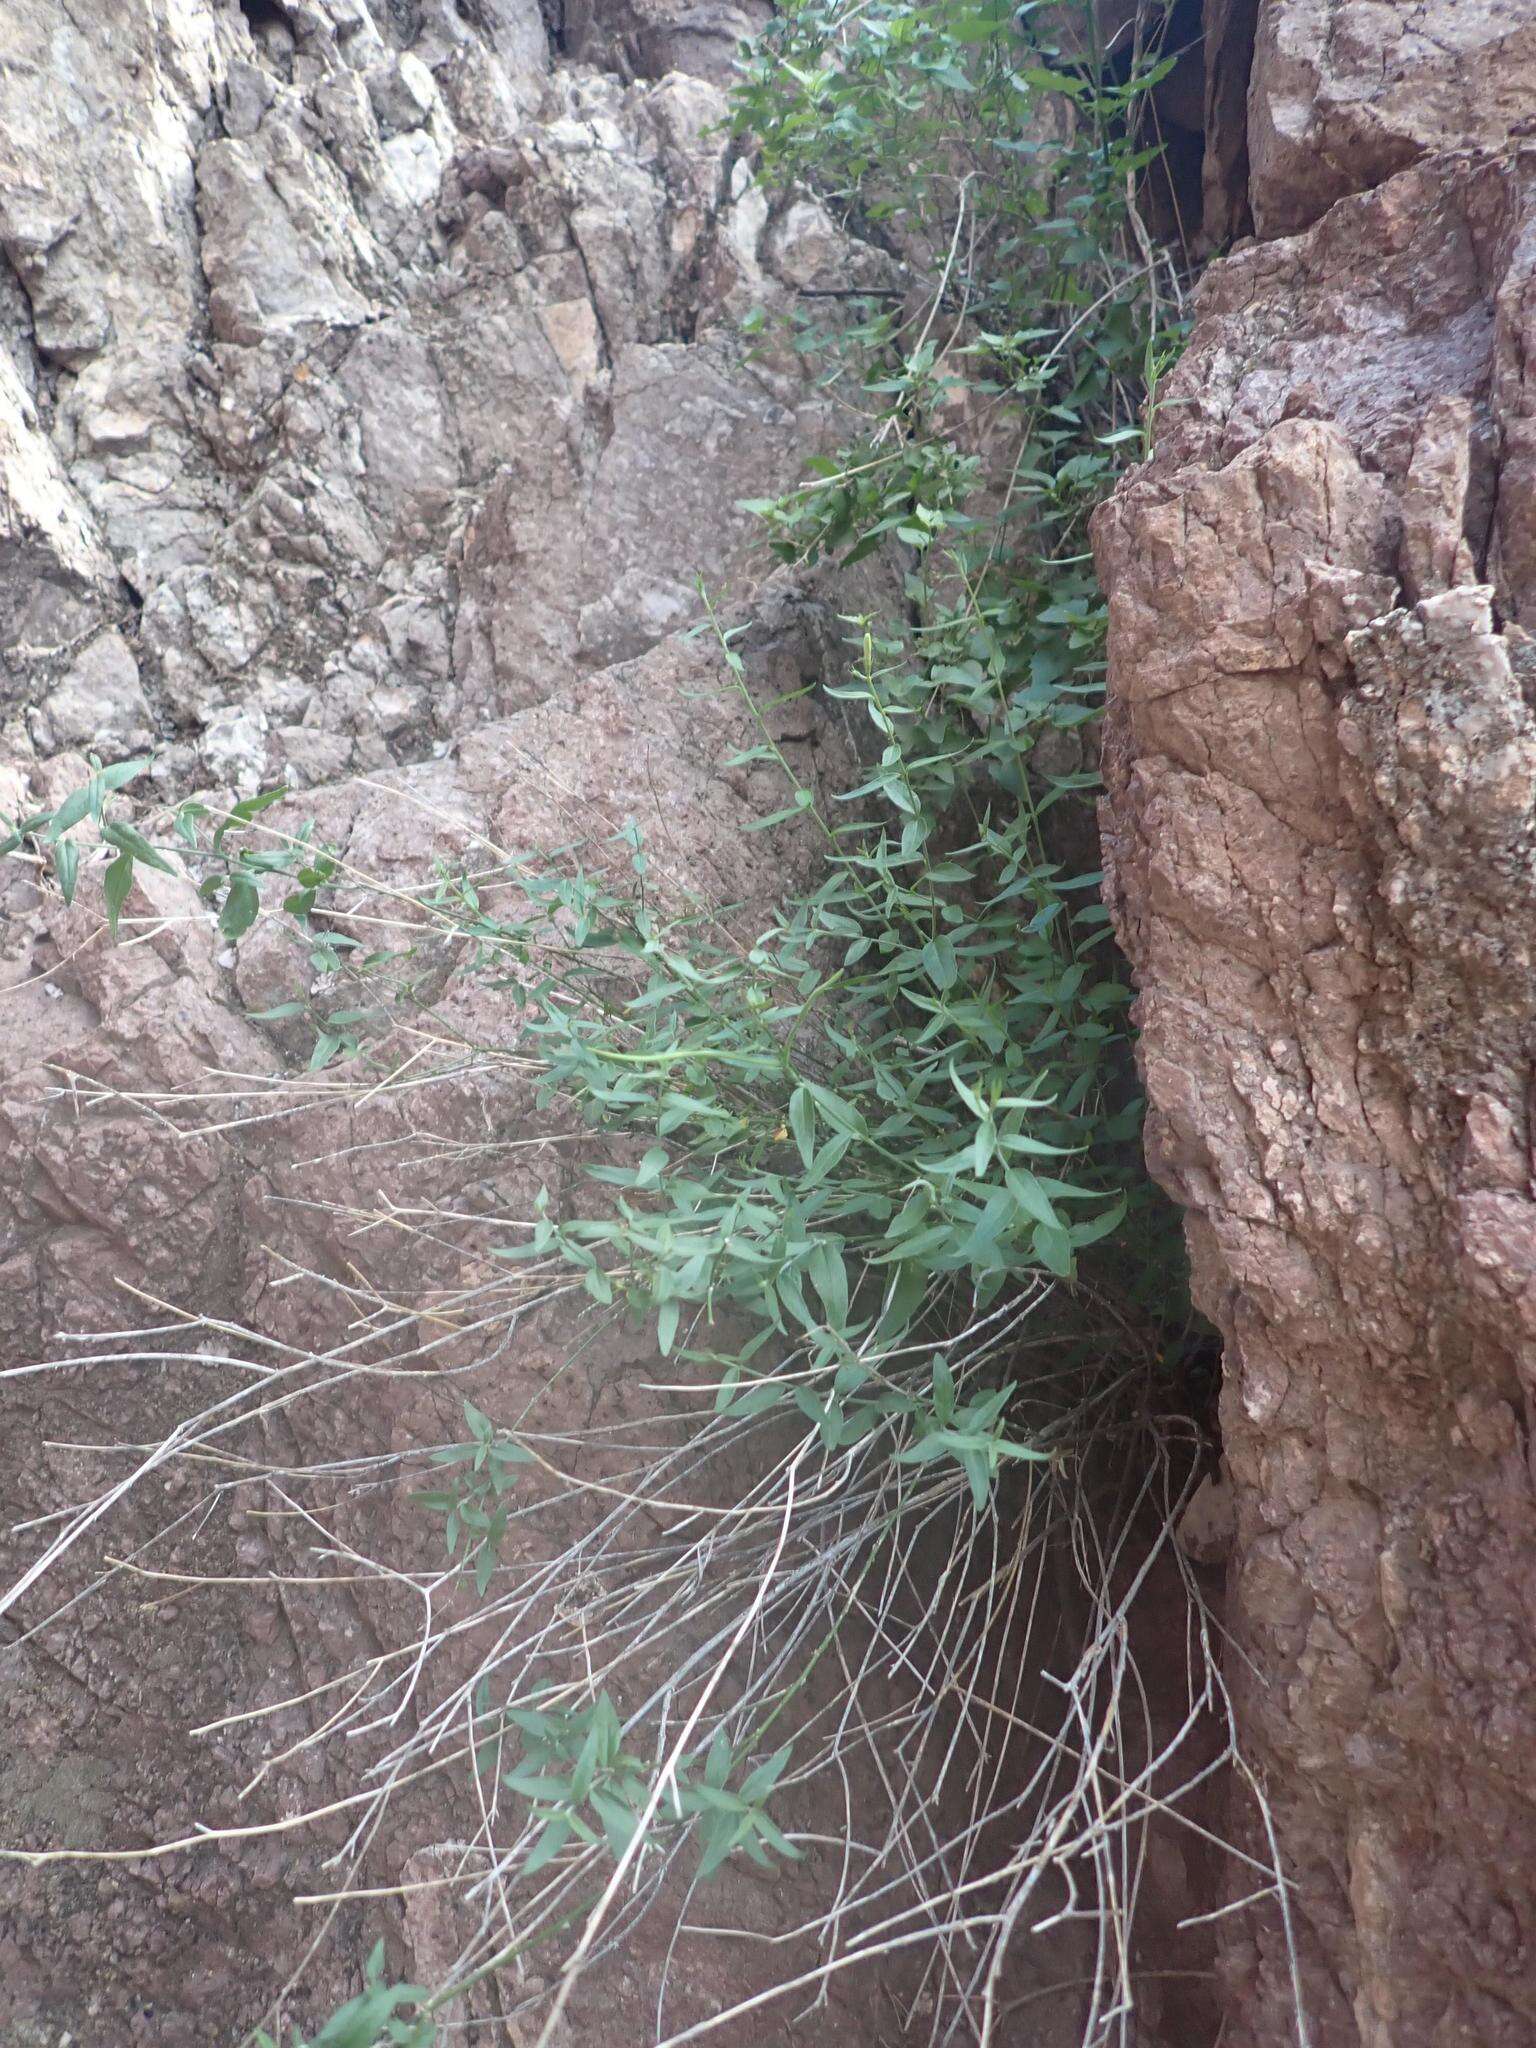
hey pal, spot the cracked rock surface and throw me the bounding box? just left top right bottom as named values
left=0, top=0, right=853, bottom=797
left=1097, top=5, right=1536, bottom=2043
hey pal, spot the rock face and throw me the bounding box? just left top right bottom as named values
left=1, top=602, right=857, bottom=2043
left=0, top=3, right=901, bottom=2040
left=0, top=0, right=842, bottom=800
left=1247, top=0, right=1536, bottom=236
left=1097, top=6, right=1536, bottom=2045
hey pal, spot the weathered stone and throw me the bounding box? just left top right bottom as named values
left=1248, top=0, right=1536, bottom=236
left=1097, top=143, right=1536, bottom=2048
left=565, top=0, right=773, bottom=85
left=0, top=2, right=874, bottom=798
left=29, top=632, right=152, bottom=760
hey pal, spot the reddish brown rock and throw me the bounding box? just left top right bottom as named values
left=1248, top=0, right=1536, bottom=236
left=1097, top=150, right=1536, bottom=2047
left=0, top=599, right=855, bottom=2043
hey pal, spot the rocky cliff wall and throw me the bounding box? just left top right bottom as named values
left=1097, top=5, right=1536, bottom=2043
left=0, top=3, right=901, bottom=2039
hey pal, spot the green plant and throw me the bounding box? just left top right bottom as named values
left=414, top=1399, right=537, bottom=1595
left=0, top=753, right=157, bottom=923
left=254, top=1942, right=431, bottom=2048
left=489, top=1693, right=799, bottom=1881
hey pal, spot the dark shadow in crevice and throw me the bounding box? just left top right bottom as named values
left=1195, top=0, right=1259, bottom=248
left=1100, top=0, right=1259, bottom=257
left=236, top=0, right=292, bottom=33
left=538, top=0, right=572, bottom=56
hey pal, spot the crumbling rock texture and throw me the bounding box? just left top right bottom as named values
left=0, top=2, right=905, bottom=2039
left=1097, top=5, right=1536, bottom=2044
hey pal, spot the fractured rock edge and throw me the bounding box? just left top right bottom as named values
left=0, top=0, right=893, bottom=800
